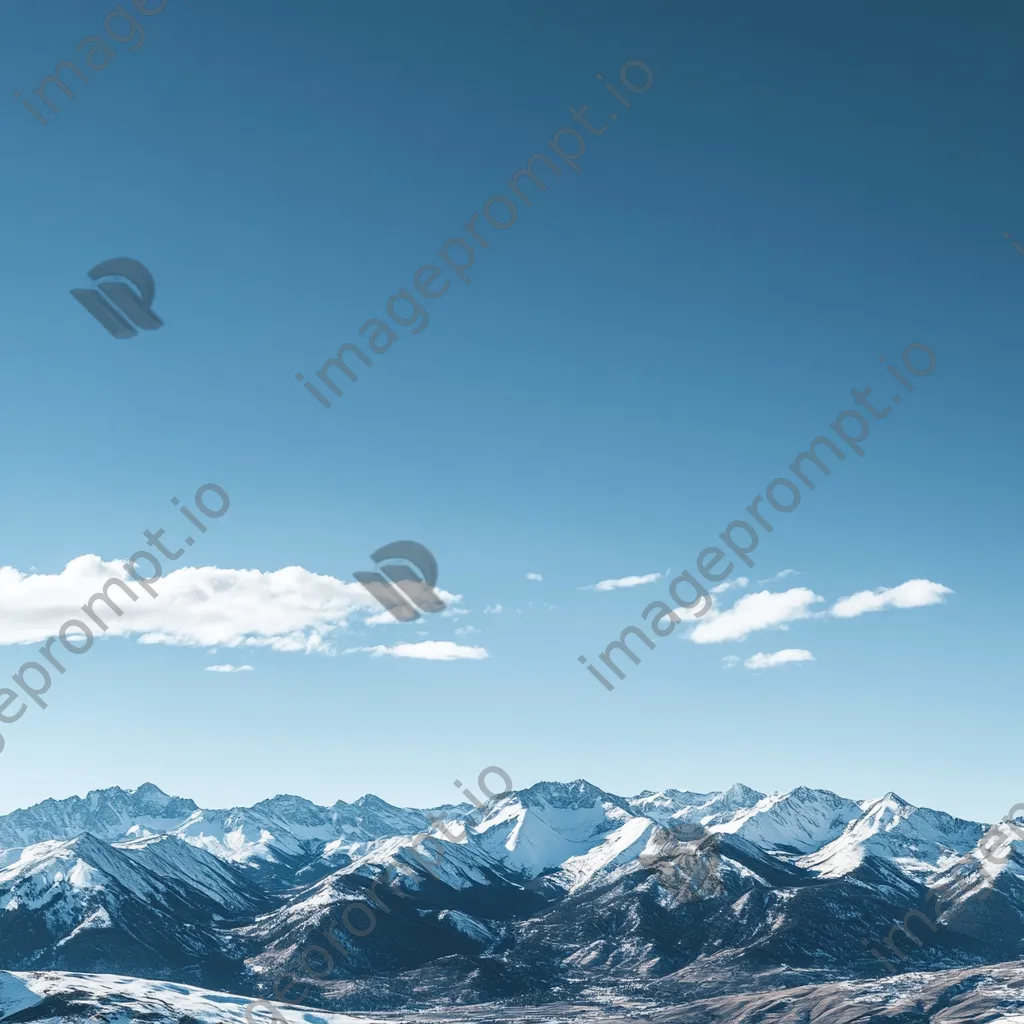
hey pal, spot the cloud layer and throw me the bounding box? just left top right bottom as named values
left=701, top=577, right=952, bottom=662
left=0, top=556, right=460, bottom=654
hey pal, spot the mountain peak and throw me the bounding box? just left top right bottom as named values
left=881, top=790, right=913, bottom=806
left=788, top=785, right=841, bottom=801
left=351, top=793, right=396, bottom=810
left=128, top=783, right=196, bottom=815
left=863, top=791, right=917, bottom=815
left=519, top=779, right=616, bottom=810
left=722, top=783, right=766, bottom=804
left=130, top=782, right=170, bottom=802
left=251, top=793, right=327, bottom=814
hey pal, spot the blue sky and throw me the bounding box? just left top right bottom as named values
left=0, top=0, right=1021, bottom=823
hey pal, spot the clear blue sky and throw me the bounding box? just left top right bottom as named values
left=0, top=0, right=1020, bottom=823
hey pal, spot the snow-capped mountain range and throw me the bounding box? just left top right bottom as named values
left=0, top=780, right=1021, bottom=1014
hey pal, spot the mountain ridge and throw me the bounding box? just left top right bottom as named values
left=0, top=779, right=1020, bottom=1012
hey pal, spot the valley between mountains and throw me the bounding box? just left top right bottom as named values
left=0, top=780, right=1022, bottom=1022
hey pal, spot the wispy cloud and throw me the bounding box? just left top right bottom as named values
left=585, top=572, right=662, bottom=592
left=525, top=573, right=543, bottom=582
left=205, top=664, right=254, bottom=673
left=690, top=587, right=824, bottom=645
left=756, top=568, right=798, bottom=585
left=710, top=575, right=749, bottom=595
left=484, top=604, right=503, bottom=614
left=454, top=625, right=480, bottom=636
left=343, top=641, right=489, bottom=661
left=830, top=579, right=953, bottom=619
left=744, top=649, right=814, bottom=670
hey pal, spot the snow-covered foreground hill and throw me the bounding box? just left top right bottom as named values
left=0, top=780, right=1020, bottom=1015
left=0, top=971, right=386, bottom=1024
left=1, top=965, right=1024, bottom=1024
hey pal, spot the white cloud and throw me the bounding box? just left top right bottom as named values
left=343, top=641, right=488, bottom=661
left=722, top=655, right=741, bottom=669
left=710, top=576, right=749, bottom=595
left=205, top=664, right=254, bottom=673
left=830, top=579, right=953, bottom=619
left=0, top=556, right=447, bottom=653
left=744, top=649, right=814, bottom=670
left=441, top=607, right=470, bottom=619
left=454, top=625, right=480, bottom=636
left=690, top=587, right=824, bottom=645
left=525, top=573, right=543, bottom=582
left=586, top=572, right=662, bottom=592
left=484, top=605, right=503, bottom=614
